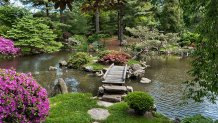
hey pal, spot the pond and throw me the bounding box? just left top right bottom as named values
left=0, top=52, right=217, bottom=120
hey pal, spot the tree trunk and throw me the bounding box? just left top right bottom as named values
left=118, top=8, right=124, bottom=46
left=95, top=8, right=100, bottom=33
left=60, top=9, right=64, bottom=23
left=45, top=3, right=49, bottom=17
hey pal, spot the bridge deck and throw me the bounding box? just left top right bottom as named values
left=102, top=63, right=127, bottom=84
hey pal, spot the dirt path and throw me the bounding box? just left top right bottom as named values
left=100, top=36, right=123, bottom=51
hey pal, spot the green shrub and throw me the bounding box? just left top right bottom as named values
left=63, top=35, right=88, bottom=51
left=125, top=91, right=154, bottom=115
left=73, top=35, right=88, bottom=51
left=6, top=16, right=62, bottom=54
left=87, top=34, right=110, bottom=44
left=179, top=31, right=199, bottom=47
left=67, top=52, right=91, bottom=69
left=181, top=114, right=213, bottom=123
left=97, top=50, right=112, bottom=58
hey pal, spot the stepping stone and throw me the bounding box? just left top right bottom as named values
left=88, top=108, right=110, bottom=121
left=102, top=85, right=127, bottom=93
left=97, top=101, right=114, bottom=107
left=102, top=94, right=122, bottom=102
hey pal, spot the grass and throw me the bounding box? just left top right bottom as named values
left=84, top=62, right=107, bottom=71
left=45, top=93, right=99, bottom=123
left=46, top=93, right=172, bottom=123
left=103, top=102, right=172, bottom=123
left=127, top=59, right=140, bottom=65
left=84, top=56, right=108, bottom=71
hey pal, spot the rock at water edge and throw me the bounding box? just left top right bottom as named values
left=59, top=60, right=67, bottom=66
left=49, top=66, right=57, bottom=71
left=140, top=78, right=151, bottom=84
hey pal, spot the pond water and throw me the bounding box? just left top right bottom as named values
left=0, top=52, right=217, bottom=120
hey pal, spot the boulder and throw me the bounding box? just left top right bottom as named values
left=98, top=86, right=104, bottom=95
left=127, top=86, right=133, bottom=92
left=128, top=64, right=146, bottom=78
left=88, top=108, right=110, bottom=121
left=96, top=70, right=104, bottom=76
left=174, top=117, right=181, bottom=123
left=140, top=62, right=150, bottom=68
left=133, top=69, right=145, bottom=78
left=144, top=111, right=154, bottom=119
left=59, top=60, right=67, bottom=66
left=53, top=78, right=68, bottom=95
left=84, top=66, right=94, bottom=72
left=131, top=64, right=143, bottom=71
left=140, top=77, right=151, bottom=84
left=152, top=104, right=157, bottom=111
left=49, top=66, right=57, bottom=71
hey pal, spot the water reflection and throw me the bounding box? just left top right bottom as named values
left=126, top=56, right=218, bottom=119
left=0, top=53, right=217, bottom=120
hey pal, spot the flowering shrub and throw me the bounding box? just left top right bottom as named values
left=0, top=37, right=20, bottom=55
left=0, top=69, right=49, bottom=123
left=98, top=51, right=131, bottom=65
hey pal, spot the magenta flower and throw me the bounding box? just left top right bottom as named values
left=0, top=69, right=49, bottom=123
left=0, top=37, right=20, bottom=55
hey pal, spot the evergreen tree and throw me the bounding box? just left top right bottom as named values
left=160, top=0, right=184, bottom=32
left=6, top=16, right=63, bottom=54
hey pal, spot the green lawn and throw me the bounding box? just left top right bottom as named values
left=104, top=102, right=172, bottom=123
left=45, top=93, right=172, bottom=123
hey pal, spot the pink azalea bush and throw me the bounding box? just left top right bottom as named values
left=0, top=37, right=20, bottom=55
left=99, top=51, right=131, bottom=65
left=0, top=69, right=49, bottom=123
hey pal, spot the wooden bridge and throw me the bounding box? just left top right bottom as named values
left=99, top=63, right=133, bottom=102
left=102, top=63, right=128, bottom=84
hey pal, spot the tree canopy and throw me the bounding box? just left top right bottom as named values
left=185, top=0, right=218, bottom=103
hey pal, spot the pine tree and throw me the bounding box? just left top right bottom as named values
left=160, top=0, right=184, bottom=32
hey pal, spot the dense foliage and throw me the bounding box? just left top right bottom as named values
left=87, top=34, right=110, bottom=44
left=179, top=31, right=199, bottom=47
left=125, top=91, right=154, bottom=115
left=0, top=69, right=49, bottom=122
left=0, top=6, right=29, bottom=34
left=0, top=37, right=20, bottom=55
left=185, top=0, right=218, bottom=103
left=126, top=26, right=181, bottom=55
left=6, top=16, right=62, bottom=54
left=99, top=51, right=131, bottom=65
left=67, top=52, right=91, bottom=69
left=160, top=0, right=184, bottom=32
